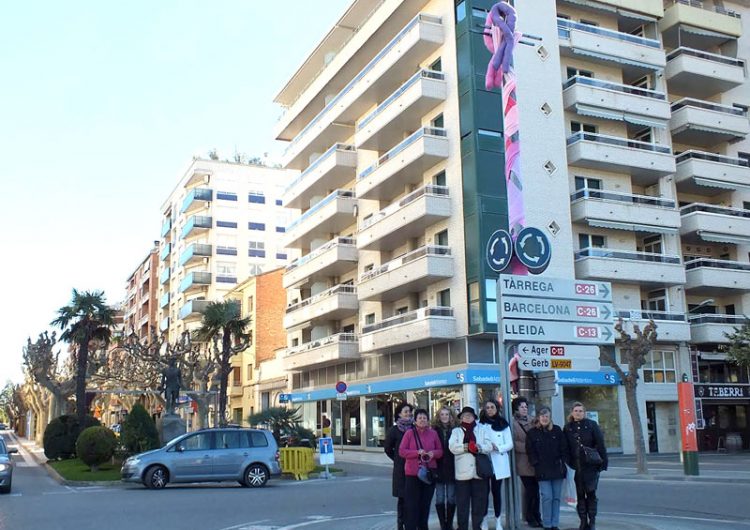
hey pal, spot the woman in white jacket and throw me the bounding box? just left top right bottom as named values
left=450, top=406, right=494, bottom=530
left=479, top=399, right=514, bottom=530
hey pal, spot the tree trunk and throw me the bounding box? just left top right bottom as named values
left=218, top=334, right=232, bottom=426
left=624, top=377, right=649, bottom=474
left=76, top=340, right=90, bottom=426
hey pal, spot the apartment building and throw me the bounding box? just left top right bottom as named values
left=223, top=268, right=288, bottom=424
left=157, top=159, right=298, bottom=342
left=274, top=0, right=750, bottom=453
left=123, top=243, right=159, bottom=340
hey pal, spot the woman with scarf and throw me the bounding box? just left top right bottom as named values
left=432, top=406, right=458, bottom=530
left=400, top=408, right=443, bottom=530
left=512, top=397, right=542, bottom=527
left=385, top=402, right=414, bottom=530
left=479, top=399, right=513, bottom=530
left=449, top=406, right=493, bottom=530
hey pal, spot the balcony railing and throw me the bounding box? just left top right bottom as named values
left=571, top=188, right=675, bottom=208
left=557, top=18, right=661, bottom=48
left=161, top=219, right=172, bottom=237
left=285, top=284, right=357, bottom=314
left=159, top=292, right=170, bottom=309
left=669, top=0, right=741, bottom=18
left=567, top=132, right=672, bottom=153
left=688, top=314, right=748, bottom=325
left=360, top=184, right=449, bottom=231
left=160, top=243, right=171, bottom=261
left=286, top=333, right=358, bottom=356
left=285, top=189, right=355, bottom=232
left=614, top=309, right=688, bottom=322
left=675, top=150, right=750, bottom=167
left=179, top=271, right=212, bottom=292
left=671, top=98, right=747, bottom=116
left=666, top=47, right=745, bottom=68
left=360, top=245, right=451, bottom=283
left=179, top=243, right=213, bottom=266
left=357, top=69, right=446, bottom=131
left=562, top=75, right=667, bottom=100
left=680, top=203, right=750, bottom=219
left=359, top=127, right=448, bottom=179
left=284, top=144, right=355, bottom=193
left=159, top=268, right=170, bottom=285
left=685, top=258, right=750, bottom=272
left=575, top=247, right=682, bottom=264
left=284, top=13, right=443, bottom=157
left=285, top=237, right=356, bottom=272
left=180, top=216, right=212, bottom=239
left=362, top=306, right=454, bottom=334
left=180, top=187, right=213, bottom=213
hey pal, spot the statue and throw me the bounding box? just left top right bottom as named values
left=160, top=357, right=183, bottom=415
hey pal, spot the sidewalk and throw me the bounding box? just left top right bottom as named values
left=7, top=431, right=46, bottom=466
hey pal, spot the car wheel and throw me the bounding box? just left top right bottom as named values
left=144, top=465, right=168, bottom=490
left=0, top=482, right=10, bottom=494
left=243, top=464, right=269, bottom=488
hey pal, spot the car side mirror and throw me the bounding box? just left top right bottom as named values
left=7, top=447, right=18, bottom=454
left=175, top=445, right=185, bottom=453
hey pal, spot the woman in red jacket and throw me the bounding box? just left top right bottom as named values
left=400, top=408, right=444, bottom=530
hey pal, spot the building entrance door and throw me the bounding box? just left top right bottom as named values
left=646, top=401, right=658, bottom=453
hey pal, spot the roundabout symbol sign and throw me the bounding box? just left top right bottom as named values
left=514, top=226, right=551, bottom=273
left=486, top=229, right=513, bottom=273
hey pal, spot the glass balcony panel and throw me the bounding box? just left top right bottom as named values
left=282, top=333, right=360, bottom=372
left=359, top=306, right=456, bottom=354
left=283, top=237, right=358, bottom=290
left=674, top=150, right=750, bottom=195
left=570, top=189, right=680, bottom=233
left=665, top=47, right=746, bottom=98
left=283, top=144, right=357, bottom=209
left=685, top=258, right=750, bottom=295
left=574, top=247, right=685, bottom=286
left=670, top=98, right=750, bottom=146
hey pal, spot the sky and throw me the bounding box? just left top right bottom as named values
left=0, top=0, right=351, bottom=384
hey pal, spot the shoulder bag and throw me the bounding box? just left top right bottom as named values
left=576, top=432, right=603, bottom=467
left=413, top=428, right=438, bottom=485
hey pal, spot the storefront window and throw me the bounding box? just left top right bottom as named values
left=564, top=386, right=622, bottom=451
left=643, top=350, right=676, bottom=383
left=332, top=397, right=362, bottom=446
left=364, top=393, right=406, bottom=447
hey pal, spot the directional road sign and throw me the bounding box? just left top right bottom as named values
left=498, top=275, right=612, bottom=302
left=500, top=298, right=613, bottom=323
left=519, top=357, right=601, bottom=372
left=487, top=229, right=513, bottom=273
left=502, top=319, right=614, bottom=344
left=517, top=343, right=600, bottom=359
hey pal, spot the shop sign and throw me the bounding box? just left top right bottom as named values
left=694, top=384, right=750, bottom=400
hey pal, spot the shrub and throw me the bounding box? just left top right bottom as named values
left=43, top=415, right=100, bottom=460
left=121, top=404, right=159, bottom=454
left=76, top=426, right=117, bottom=471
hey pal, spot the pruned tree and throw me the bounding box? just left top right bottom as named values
left=726, top=318, right=750, bottom=368
left=22, top=332, right=75, bottom=418
left=601, top=319, right=657, bottom=475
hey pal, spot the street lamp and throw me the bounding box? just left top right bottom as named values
left=688, top=299, right=715, bottom=313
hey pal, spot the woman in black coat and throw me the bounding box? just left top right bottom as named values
left=385, top=402, right=414, bottom=530
left=563, top=402, right=608, bottom=530
left=526, top=407, right=568, bottom=530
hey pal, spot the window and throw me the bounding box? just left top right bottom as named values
left=275, top=199, right=283, bottom=206
left=431, top=113, right=444, bottom=129
left=276, top=253, right=287, bottom=260
left=643, top=289, right=667, bottom=312
left=216, top=191, right=238, bottom=201
left=430, top=57, right=442, bottom=72
left=632, top=128, right=652, bottom=144
left=580, top=19, right=599, bottom=27
left=248, top=191, right=266, bottom=204
left=738, top=152, right=750, bottom=165
left=571, top=122, right=596, bottom=134
left=632, top=76, right=651, bottom=90
left=216, top=430, right=241, bottom=449
left=248, top=241, right=266, bottom=258
left=438, top=289, right=451, bottom=307
left=432, top=171, right=446, bottom=186
left=396, top=306, right=409, bottom=315
left=743, top=201, right=750, bottom=211
left=435, top=230, right=449, bottom=247
left=217, top=220, right=238, bottom=228
left=640, top=235, right=663, bottom=254
left=247, top=364, right=253, bottom=381
left=249, top=431, right=269, bottom=447
left=217, top=262, right=236, bottom=276
left=574, top=176, right=602, bottom=190
left=181, top=432, right=212, bottom=451
left=455, top=1, right=466, bottom=22
left=232, top=367, right=241, bottom=386
left=578, top=233, right=605, bottom=249
left=566, top=67, right=593, bottom=80
left=276, top=226, right=285, bottom=233
left=468, top=282, right=481, bottom=327
left=249, top=264, right=263, bottom=275
left=365, top=313, right=375, bottom=325
left=248, top=222, right=265, bottom=231
left=216, top=246, right=237, bottom=256
left=643, top=350, right=676, bottom=383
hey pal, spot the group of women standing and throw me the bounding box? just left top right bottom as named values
left=385, top=399, right=607, bottom=530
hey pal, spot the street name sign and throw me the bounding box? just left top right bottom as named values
left=499, top=275, right=612, bottom=302
left=500, top=298, right=613, bottom=323
left=518, top=357, right=601, bottom=372
left=502, top=319, right=614, bottom=344
left=517, top=343, right=600, bottom=360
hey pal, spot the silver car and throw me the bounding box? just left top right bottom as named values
left=0, top=437, right=18, bottom=494
left=121, top=428, right=281, bottom=490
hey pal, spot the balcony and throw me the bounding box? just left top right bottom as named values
left=355, top=69, right=447, bottom=151
left=357, top=185, right=451, bottom=251
left=360, top=306, right=456, bottom=354
left=557, top=18, right=665, bottom=73
left=674, top=151, right=750, bottom=194
left=281, top=14, right=444, bottom=170
left=185, top=167, right=212, bottom=188
left=614, top=309, right=691, bottom=342
left=283, top=190, right=357, bottom=249
left=283, top=237, right=358, bottom=290
left=180, top=216, right=212, bottom=240
left=179, top=271, right=211, bottom=294
left=575, top=248, right=685, bottom=286
left=180, top=188, right=213, bottom=215
left=680, top=203, right=750, bottom=245
left=178, top=299, right=210, bottom=321
left=356, top=127, right=449, bottom=201
left=161, top=218, right=172, bottom=238
left=570, top=189, right=680, bottom=234
left=562, top=76, right=670, bottom=127
left=685, top=258, right=750, bottom=295
left=283, top=144, right=357, bottom=209
left=566, top=0, right=663, bottom=17
left=282, top=333, right=360, bottom=372
left=283, top=284, right=359, bottom=330
left=665, top=48, right=746, bottom=98
left=689, top=314, right=747, bottom=344
left=160, top=317, right=170, bottom=332
left=566, top=132, right=675, bottom=186
left=159, top=267, right=170, bottom=285
left=670, top=98, right=749, bottom=147
left=179, top=243, right=213, bottom=267
left=159, top=243, right=171, bottom=262
left=660, top=0, right=742, bottom=50
left=159, top=292, right=170, bottom=309
left=358, top=245, right=453, bottom=302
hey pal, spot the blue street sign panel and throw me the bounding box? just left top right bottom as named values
left=319, top=437, right=335, bottom=465
left=278, top=393, right=292, bottom=403
left=514, top=227, right=551, bottom=273
left=486, top=229, right=514, bottom=273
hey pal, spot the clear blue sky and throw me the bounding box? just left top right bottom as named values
left=0, top=0, right=351, bottom=383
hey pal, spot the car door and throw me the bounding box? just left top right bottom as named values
left=170, top=432, right=213, bottom=482
left=211, top=430, right=246, bottom=480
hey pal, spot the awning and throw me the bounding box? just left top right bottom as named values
left=574, top=105, right=667, bottom=127
left=624, top=113, right=668, bottom=128
left=572, top=48, right=661, bottom=71
left=618, top=8, right=656, bottom=23
left=694, top=177, right=744, bottom=191
left=680, top=24, right=733, bottom=40
left=560, top=0, right=617, bottom=14
left=588, top=218, right=678, bottom=234
left=698, top=230, right=750, bottom=245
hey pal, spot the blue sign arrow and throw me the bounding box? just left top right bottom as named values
left=514, top=226, right=551, bottom=274
left=486, top=229, right=514, bottom=273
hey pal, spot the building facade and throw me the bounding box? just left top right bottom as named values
left=157, top=159, right=298, bottom=341
left=123, top=243, right=159, bottom=340
left=275, top=0, right=750, bottom=453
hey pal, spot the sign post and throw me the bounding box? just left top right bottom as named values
left=318, top=437, right=335, bottom=479
left=678, top=382, right=700, bottom=476
left=335, top=381, right=347, bottom=454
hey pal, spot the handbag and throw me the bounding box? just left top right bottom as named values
left=475, top=452, right=494, bottom=479
left=413, top=428, right=437, bottom=485
left=581, top=445, right=603, bottom=466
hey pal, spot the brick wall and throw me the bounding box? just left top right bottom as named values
left=255, top=268, right=286, bottom=366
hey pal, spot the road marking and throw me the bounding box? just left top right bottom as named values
left=217, top=521, right=274, bottom=530
left=600, top=510, right=750, bottom=526
left=278, top=513, right=393, bottom=529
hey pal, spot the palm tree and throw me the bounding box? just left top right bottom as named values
left=195, top=301, right=251, bottom=425
left=51, top=289, right=114, bottom=426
